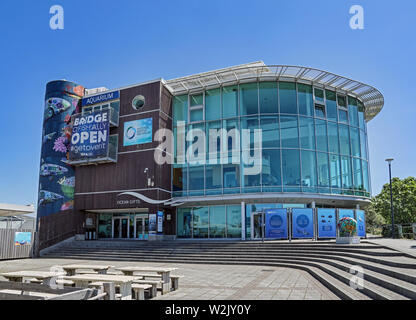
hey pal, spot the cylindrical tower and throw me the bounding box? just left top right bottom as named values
left=37, top=81, right=84, bottom=221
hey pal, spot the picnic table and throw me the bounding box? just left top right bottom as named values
left=0, top=271, right=66, bottom=287
left=59, top=264, right=114, bottom=276
left=115, top=267, right=177, bottom=293
left=63, top=274, right=141, bottom=300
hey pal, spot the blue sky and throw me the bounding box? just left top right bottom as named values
left=0, top=0, right=415, bottom=208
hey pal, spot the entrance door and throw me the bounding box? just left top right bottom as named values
left=252, top=213, right=264, bottom=239
left=135, top=216, right=149, bottom=240
left=112, top=217, right=130, bottom=239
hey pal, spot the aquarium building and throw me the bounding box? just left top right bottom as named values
left=36, top=62, right=384, bottom=249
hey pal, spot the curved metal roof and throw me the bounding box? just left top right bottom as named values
left=165, top=62, right=384, bottom=122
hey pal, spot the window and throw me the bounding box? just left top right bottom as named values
left=193, top=207, right=209, bottom=238
left=240, top=83, right=258, bottom=115
left=241, top=116, right=259, bottom=150
left=177, top=208, right=192, bottom=238
left=337, top=95, right=347, bottom=108
left=260, top=116, right=279, bottom=148
left=282, top=149, right=301, bottom=186
left=315, top=104, right=326, bottom=118
left=205, top=164, right=222, bottom=191
left=327, top=122, right=339, bottom=154
left=317, top=152, right=330, bottom=188
left=188, top=165, right=204, bottom=191
left=315, top=119, right=328, bottom=152
left=353, top=158, right=363, bottom=190
left=222, top=86, right=238, bottom=118
left=173, top=164, right=187, bottom=194
left=173, top=95, right=188, bottom=124
left=280, top=115, right=299, bottom=148
left=314, top=88, right=324, bottom=103
left=226, top=205, right=242, bottom=238
left=348, top=96, right=359, bottom=127
left=223, top=164, right=240, bottom=189
left=259, top=82, right=278, bottom=113
left=262, top=149, right=282, bottom=186
left=325, top=90, right=338, bottom=121
left=279, top=82, right=297, bottom=114
left=338, top=109, right=348, bottom=123
left=205, top=88, right=221, bottom=121
left=301, top=150, right=317, bottom=192
left=189, top=93, right=204, bottom=123
left=360, top=130, right=367, bottom=160
left=350, top=127, right=361, bottom=158
left=358, top=100, right=365, bottom=130
left=209, top=206, right=226, bottom=238
left=329, top=154, right=341, bottom=188
left=299, top=116, right=315, bottom=150
left=298, top=84, right=314, bottom=116
left=339, top=124, right=350, bottom=156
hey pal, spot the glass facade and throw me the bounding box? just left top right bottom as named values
left=177, top=205, right=242, bottom=239
left=172, top=81, right=370, bottom=198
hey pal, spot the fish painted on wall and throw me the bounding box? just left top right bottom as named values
left=38, top=190, right=64, bottom=206
left=58, top=176, right=75, bottom=198
left=61, top=200, right=74, bottom=211
left=40, top=163, right=68, bottom=177
left=42, top=132, right=56, bottom=144
left=44, top=97, right=72, bottom=122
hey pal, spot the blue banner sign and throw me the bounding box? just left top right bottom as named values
left=356, top=210, right=366, bottom=238
left=338, top=209, right=355, bottom=221
left=264, top=208, right=287, bottom=239
left=69, top=110, right=110, bottom=160
left=157, top=211, right=164, bottom=234
left=292, top=208, right=314, bottom=239
left=317, top=208, right=336, bottom=238
left=14, top=232, right=32, bottom=246
left=123, top=118, right=153, bottom=146
left=82, top=91, right=119, bottom=107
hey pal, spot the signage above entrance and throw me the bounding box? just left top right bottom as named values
left=82, top=91, right=120, bottom=107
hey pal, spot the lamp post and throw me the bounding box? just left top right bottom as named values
left=385, top=158, right=395, bottom=238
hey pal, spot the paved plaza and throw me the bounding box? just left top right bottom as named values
left=0, top=258, right=338, bottom=300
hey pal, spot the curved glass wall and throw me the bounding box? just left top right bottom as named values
left=172, top=81, right=370, bottom=198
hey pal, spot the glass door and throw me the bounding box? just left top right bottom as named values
left=112, top=217, right=130, bottom=239
left=252, top=212, right=264, bottom=239
left=135, top=216, right=149, bottom=240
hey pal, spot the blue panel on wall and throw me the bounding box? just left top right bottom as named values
left=356, top=210, right=366, bottom=238
left=264, top=209, right=287, bottom=239
left=292, top=208, right=314, bottom=239
left=317, top=208, right=336, bottom=238
left=338, top=209, right=355, bottom=221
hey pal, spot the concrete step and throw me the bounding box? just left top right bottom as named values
left=44, top=253, right=416, bottom=299
left=43, top=252, right=401, bottom=300
left=44, top=247, right=416, bottom=269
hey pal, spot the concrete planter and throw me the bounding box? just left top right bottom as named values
left=336, top=236, right=360, bottom=244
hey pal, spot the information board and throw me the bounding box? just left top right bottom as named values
left=317, top=208, right=336, bottom=238
left=292, top=208, right=314, bottom=239
left=356, top=210, right=366, bottom=238
left=264, top=208, right=288, bottom=239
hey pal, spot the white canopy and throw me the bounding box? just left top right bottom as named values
left=0, top=203, right=35, bottom=217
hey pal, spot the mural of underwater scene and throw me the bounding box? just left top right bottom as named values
left=37, top=80, right=84, bottom=219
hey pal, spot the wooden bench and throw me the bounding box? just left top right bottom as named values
left=170, top=275, right=183, bottom=291
left=133, top=279, right=162, bottom=298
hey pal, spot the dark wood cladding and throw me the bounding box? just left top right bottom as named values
left=37, top=210, right=84, bottom=250
left=75, top=81, right=173, bottom=211
left=120, top=81, right=162, bottom=117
